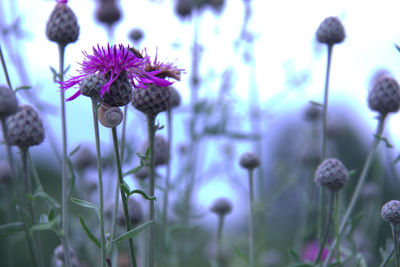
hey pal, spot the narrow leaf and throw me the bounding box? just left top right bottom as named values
left=28, top=190, right=60, bottom=209
left=288, top=248, right=302, bottom=263
left=309, top=100, right=323, bottom=107
left=123, top=165, right=143, bottom=177
left=112, top=220, right=153, bottom=246
left=69, top=145, right=81, bottom=157
left=128, top=189, right=156, bottom=201
left=0, top=222, right=24, bottom=236
left=71, top=197, right=99, bottom=219
left=121, top=181, right=130, bottom=195
left=14, top=85, right=31, bottom=92
left=29, top=218, right=57, bottom=234
left=232, top=244, right=249, bottom=263
left=79, top=217, right=100, bottom=248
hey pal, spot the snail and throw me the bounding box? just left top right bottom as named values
left=98, top=104, right=123, bottom=128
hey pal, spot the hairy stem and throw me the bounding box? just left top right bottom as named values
left=111, top=127, right=137, bottom=267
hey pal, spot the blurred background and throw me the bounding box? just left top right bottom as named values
left=1, top=0, right=400, bottom=266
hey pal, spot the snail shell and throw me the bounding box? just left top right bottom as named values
left=98, top=104, right=123, bottom=128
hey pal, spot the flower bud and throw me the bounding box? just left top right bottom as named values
left=315, top=158, right=349, bottom=192
left=0, top=85, right=18, bottom=119
left=316, top=16, right=345, bottom=45
left=131, top=84, right=170, bottom=115
left=381, top=200, right=400, bottom=224
left=239, top=152, right=260, bottom=170
left=210, top=197, right=232, bottom=216
left=368, top=76, right=400, bottom=116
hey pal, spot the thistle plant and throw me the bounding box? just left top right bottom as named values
left=381, top=200, right=400, bottom=266
left=210, top=197, right=233, bottom=267
left=46, top=1, right=79, bottom=265
left=131, top=50, right=182, bottom=267
left=314, top=158, right=349, bottom=264
left=239, top=152, right=260, bottom=267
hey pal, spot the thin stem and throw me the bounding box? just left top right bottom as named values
left=217, top=214, right=225, bottom=267
left=315, top=191, right=334, bottom=264
left=58, top=44, right=72, bottom=267
left=321, top=44, right=333, bottom=161
left=379, top=247, right=395, bottom=267
left=146, top=113, right=157, bottom=267
left=323, top=115, right=387, bottom=266
left=333, top=193, right=341, bottom=265
left=161, top=108, right=172, bottom=261
left=0, top=44, right=12, bottom=89
left=90, top=99, right=106, bottom=267
left=248, top=169, right=255, bottom=267
left=318, top=44, right=333, bottom=253
left=111, top=126, right=137, bottom=267
left=120, top=105, right=128, bottom=161
left=391, top=223, right=400, bottom=267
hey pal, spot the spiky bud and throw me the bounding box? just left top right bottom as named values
left=79, top=73, right=106, bottom=99
left=129, top=28, right=144, bottom=43
left=316, top=17, right=345, bottom=45
left=98, top=104, right=123, bottom=128
left=0, top=85, right=18, bottom=119
left=100, top=72, right=132, bottom=107
left=6, top=105, right=45, bottom=150
left=239, top=152, right=260, bottom=170
left=46, top=2, right=79, bottom=47
left=381, top=200, right=400, bottom=224
left=96, top=0, right=121, bottom=26
left=139, top=135, right=168, bottom=166
left=368, top=76, right=400, bottom=116
left=315, top=158, right=349, bottom=192
left=131, top=84, right=170, bottom=115
left=210, top=197, right=232, bottom=216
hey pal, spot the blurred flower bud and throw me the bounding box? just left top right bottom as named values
left=0, top=85, right=18, bottom=119
left=239, top=152, right=260, bottom=170
left=315, top=158, right=349, bottom=192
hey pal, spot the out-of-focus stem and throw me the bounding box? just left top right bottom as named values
left=391, top=223, right=400, bottom=267
left=216, top=214, right=225, bottom=267
left=248, top=169, right=255, bottom=267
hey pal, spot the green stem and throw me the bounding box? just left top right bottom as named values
left=391, top=223, right=400, bottom=267
left=315, top=191, right=334, bottom=264
left=58, top=44, right=72, bottom=267
left=323, top=115, right=387, bottom=266
left=0, top=44, right=12, bottom=89
left=111, top=127, right=137, bottom=267
left=333, top=193, right=341, bottom=266
left=379, top=247, right=395, bottom=267
left=248, top=169, right=255, bottom=267
left=146, top=113, right=157, bottom=267
left=90, top=99, right=106, bottom=267
left=217, top=214, right=225, bottom=267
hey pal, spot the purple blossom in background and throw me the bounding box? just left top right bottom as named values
left=56, top=0, right=68, bottom=4
left=301, top=241, right=328, bottom=262
left=143, top=49, right=184, bottom=81
left=61, top=44, right=172, bottom=101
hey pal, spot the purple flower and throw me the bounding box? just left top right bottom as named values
left=143, top=49, right=184, bottom=81
left=56, top=0, right=68, bottom=3
left=301, top=241, right=328, bottom=262
left=61, top=44, right=172, bottom=101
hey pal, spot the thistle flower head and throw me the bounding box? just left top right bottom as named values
left=61, top=44, right=172, bottom=101
left=143, top=49, right=184, bottom=81
left=381, top=200, right=400, bottom=224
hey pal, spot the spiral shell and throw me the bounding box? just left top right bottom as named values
left=98, top=104, right=123, bottom=128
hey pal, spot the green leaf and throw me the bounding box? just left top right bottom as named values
left=127, top=189, right=156, bottom=201
left=29, top=218, right=58, bottom=234
left=121, top=181, right=130, bottom=195
left=309, top=100, right=323, bottom=107
left=48, top=208, right=55, bottom=221
left=123, top=165, right=143, bottom=177
left=69, top=145, right=81, bottom=157
left=0, top=222, right=25, bottom=236
left=79, top=217, right=100, bottom=248
left=67, top=157, right=76, bottom=194
left=232, top=243, right=249, bottom=264
left=348, top=169, right=357, bottom=178
left=288, top=248, right=302, bottom=263
left=27, top=189, right=60, bottom=209
left=373, top=134, right=393, bottom=148
left=14, top=85, right=31, bottom=93
left=112, top=220, right=153, bottom=246
left=71, top=197, right=99, bottom=219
